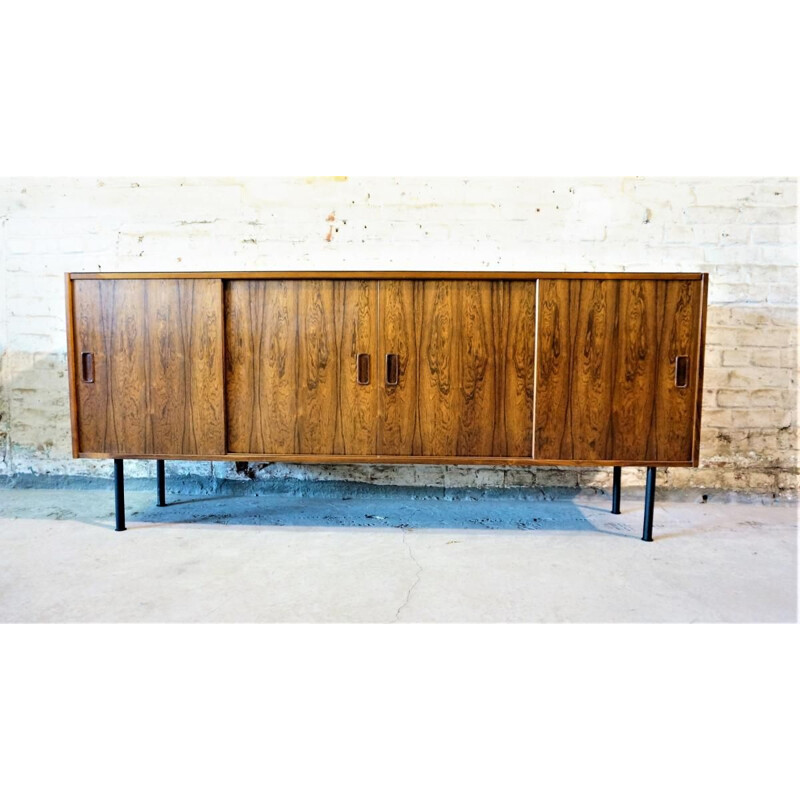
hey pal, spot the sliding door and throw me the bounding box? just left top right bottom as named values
left=225, top=279, right=379, bottom=455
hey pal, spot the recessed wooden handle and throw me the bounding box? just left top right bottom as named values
left=675, top=355, right=689, bottom=388
left=81, top=351, right=95, bottom=383
left=385, top=353, right=399, bottom=386
left=356, top=353, right=370, bottom=385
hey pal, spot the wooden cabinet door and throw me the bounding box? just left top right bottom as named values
left=378, top=279, right=536, bottom=457
left=534, top=278, right=704, bottom=463
left=71, top=278, right=225, bottom=456
left=225, top=279, right=379, bottom=455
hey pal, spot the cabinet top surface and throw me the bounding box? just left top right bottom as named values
left=68, top=270, right=708, bottom=281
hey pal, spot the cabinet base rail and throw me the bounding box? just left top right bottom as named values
left=111, top=461, right=658, bottom=541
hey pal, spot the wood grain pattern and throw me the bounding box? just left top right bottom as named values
left=535, top=278, right=703, bottom=462
left=570, top=280, right=617, bottom=458
left=534, top=279, right=572, bottom=459
left=377, top=280, right=419, bottom=454
left=74, top=279, right=146, bottom=454
left=144, top=280, right=225, bottom=454
left=73, top=279, right=111, bottom=453
left=378, top=280, right=536, bottom=457
left=418, top=280, right=461, bottom=454
left=457, top=280, right=495, bottom=455
left=333, top=280, right=379, bottom=454
left=503, top=282, right=537, bottom=456
left=296, top=280, right=338, bottom=453
left=72, top=279, right=224, bottom=455
left=226, top=280, right=297, bottom=453
left=653, top=280, right=702, bottom=462
left=610, top=280, right=660, bottom=460
left=225, top=280, right=378, bottom=455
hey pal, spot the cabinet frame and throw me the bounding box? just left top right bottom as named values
left=66, top=270, right=709, bottom=468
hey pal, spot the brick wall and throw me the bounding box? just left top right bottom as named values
left=0, top=177, right=796, bottom=493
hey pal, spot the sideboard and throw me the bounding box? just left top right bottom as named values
left=65, top=271, right=709, bottom=540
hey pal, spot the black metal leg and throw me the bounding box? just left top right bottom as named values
left=156, top=459, right=166, bottom=507
left=642, top=466, right=656, bottom=542
left=114, top=459, right=126, bottom=532
left=611, top=466, right=621, bottom=514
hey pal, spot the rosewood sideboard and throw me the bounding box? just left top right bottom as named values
left=65, top=271, right=709, bottom=540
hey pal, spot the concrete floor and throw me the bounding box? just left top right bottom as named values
left=0, top=486, right=796, bottom=623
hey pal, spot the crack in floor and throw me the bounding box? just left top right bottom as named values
left=393, top=529, right=423, bottom=623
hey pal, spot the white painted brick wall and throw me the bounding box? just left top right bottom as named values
left=0, top=177, right=796, bottom=493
